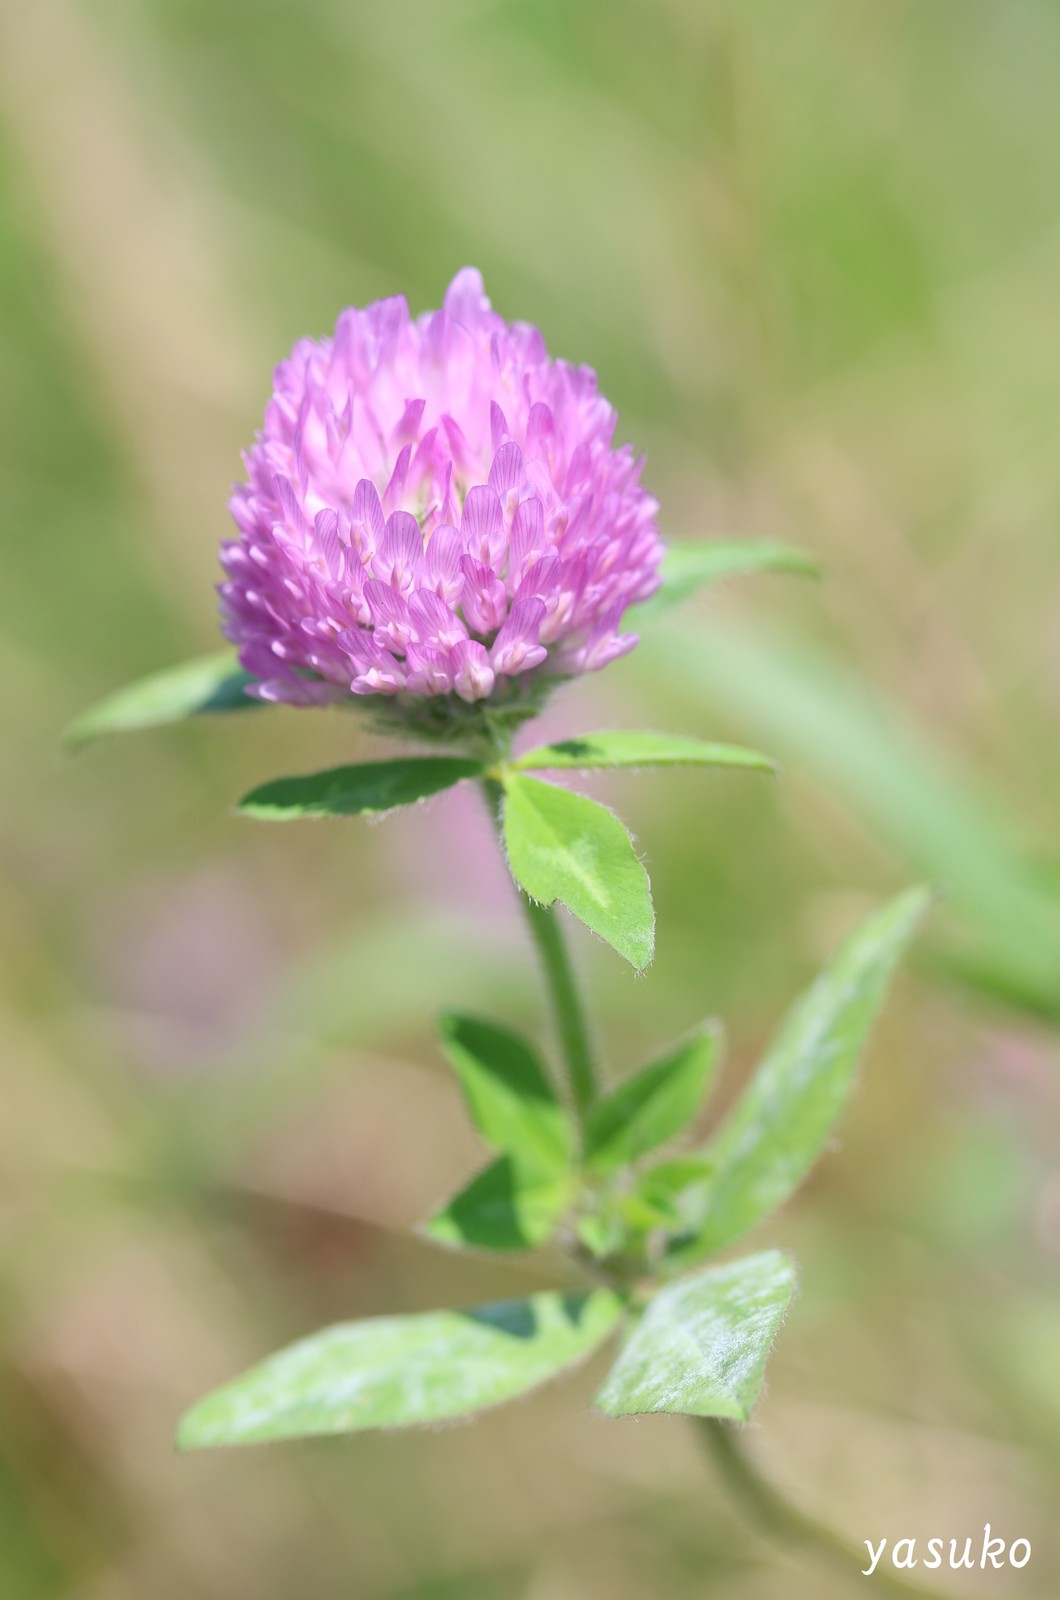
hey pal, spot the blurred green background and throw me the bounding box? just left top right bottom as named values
left=2, top=1, right=1059, bottom=1595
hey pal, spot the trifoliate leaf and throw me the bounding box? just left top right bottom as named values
left=512, top=732, right=774, bottom=775
left=238, top=757, right=485, bottom=820
left=438, top=1014, right=570, bottom=1170
left=584, top=1025, right=721, bottom=1171
left=64, top=651, right=260, bottom=747
left=502, top=775, right=654, bottom=969
left=422, top=1155, right=571, bottom=1252
left=593, top=1250, right=796, bottom=1420
left=668, top=886, right=932, bottom=1265
left=630, top=540, right=819, bottom=622
left=632, top=1157, right=716, bottom=1229
left=177, top=1288, right=625, bottom=1447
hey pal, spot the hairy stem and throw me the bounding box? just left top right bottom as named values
left=519, top=893, right=597, bottom=1116
left=697, top=1418, right=938, bottom=1598
left=481, top=778, right=597, bottom=1122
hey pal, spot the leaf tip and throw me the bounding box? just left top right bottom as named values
left=174, top=1404, right=210, bottom=1453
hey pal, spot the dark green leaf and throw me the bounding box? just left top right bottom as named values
left=438, top=1014, right=570, bottom=1169
left=593, top=1250, right=796, bottom=1420
left=512, top=731, right=774, bottom=775
left=669, top=886, right=931, bottom=1265
left=177, top=1288, right=625, bottom=1447
left=422, top=1155, right=571, bottom=1251
left=502, top=775, right=654, bottom=969
left=584, top=1025, right=721, bottom=1171
left=630, top=540, right=819, bottom=622
left=238, top=758, right=485, bottom=820
left=64, top=651, right=260, bottom=746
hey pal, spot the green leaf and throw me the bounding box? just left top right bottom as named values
left=423, top=1155, right=571, bottom=1251
left=576, top=1211, right=626, bottom=1259
left=593, top=1250, right=796, bottom=1421
left=632, top=1157, right=715, bottom=1229
left=669, top=886, right=931, bottom=1265
left=584, top=1025, right=721, bottom=1171
left=502, top=775, right=654, bottom=969
left=177, top=1288, right=625, bottom=1447
left=238, top=757, right=485, bottom=820
left=64, top=651, right=261, bottom=746
left=512, top=731, right=774, bottom=775
left=438, top=1014, right=570, bottom=1169
left=630, top=540, right=819, bottom=622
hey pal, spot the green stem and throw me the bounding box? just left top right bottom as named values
left=480, top=779, right=597, bottom=1121
left=519, top=893, right=597, bottom=1116
left=696, top=1418, right=939, bottom=1598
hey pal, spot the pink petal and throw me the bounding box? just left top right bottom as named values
left=461, top=484, right=505, bottom=568
left=423, top=523, right=464, bottom=607
left=492, top=597, right=548, bottom=677
left=460, top=556, right=508, bottom=635
left=451, top=639, right=495, bottom=703
left=376, top=511, right=423, bottom=595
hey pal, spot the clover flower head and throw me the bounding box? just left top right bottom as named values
left=221, top=270, right=662, bottom=733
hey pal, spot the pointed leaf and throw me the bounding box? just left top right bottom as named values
left=422, top=1155, right=571, bottom=1252
left=502, top=775, right=654, bottom=969
left=177, top=1288, right=625, bottom=1447
left=238, top=757, right=485, bottom=820
left=64, top=651, right=261, bottom=746
left=630, top=540, right=819, bottom=622
left=669, top=886, right=931, bottom=1265
left=439, top=1014, right=571, bottom=1169
left=593, top=1250, right=796, bottom=1421
left=512, top=731, right=774, bottom=775
left=584, top=1025, right=721, bottom=1171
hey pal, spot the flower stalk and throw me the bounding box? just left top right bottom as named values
left=697, top=1418, right=939, bottom=1599
left=480, top=776, right=597, bottom=1127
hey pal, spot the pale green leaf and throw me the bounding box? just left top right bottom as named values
left=512, top=731, right=774, bottom=775
left=593, top=1250, right=796, bottom=1420
left=669, top=886, right=931, bottom=1265
left=177, top=1288, right=625, bottom=1447
left=423, top=1155, right=571, bottom=1251
left=438, top=1014, right=570, bottom=1169
left=502, top=775, right=654, bottom=969
left=238, top=757, right=484, bottom=820
left=64, top=651, right=260, bottom=746
left=632, top=1157, right=716, bottom=1229
left=576, top=1212, right=626, bottom=1259
left=630, top=540, right=819, bottom=622
left=584, top=1025, right=721, bottom=1171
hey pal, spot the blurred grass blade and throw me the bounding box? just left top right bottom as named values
left=630, top=540, right=819, bottom=623
left=438, top=1013, right=571, bottom=1169
left=422, top=1155, right=571, bottom=1251
left=593, top=1250, right=796, bottom=1420
left=512, top=731, right=774, bottom=774
left=178, top=1288, right=625, bottom=1446
left=238, top=757, right=485, bottom=819
left=64, top=651, right=260, bottom=746
left=669, top=886, right=930, bottom=1265
left=502, top=775, right=655, bottom=969
left=584, top=1024, right=721, bottom=1171
left=639, top=622, right=1060, bottom=1020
